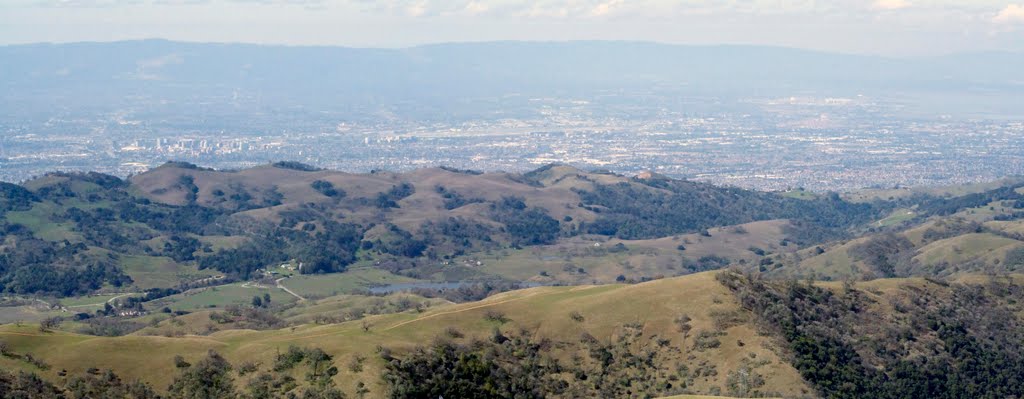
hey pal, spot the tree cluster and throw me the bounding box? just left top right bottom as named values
left=717, top=270, right=1024, bottom=398
left=575, top=180, right=881, bottom=240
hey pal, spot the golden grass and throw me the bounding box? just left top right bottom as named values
left=913, top=233, right=1021, bottom=266
left=0, top=272, right=811, bottom=398
left=795, top=237, right=869, bottom=279
left=986, top=220, right=1024, bottom=235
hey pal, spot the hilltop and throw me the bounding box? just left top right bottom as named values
left=0, top=162, right=887, bottom=300
left=1, top=162, right=1022, bottom=304
left=1, top=162, right=1022, bottom=305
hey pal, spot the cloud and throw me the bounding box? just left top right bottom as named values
left=23, top=0, right=1024, bottom=26
left=462, top=1, right=488, bottom=16
left=353, top=0, right=485, bottom=18
left=403, top=0, right=428, bottom=17
left=588, top=0, right=623, bottom=17
left=994, top=4, right=1024, bottom=24
left=871, top=0, right=911, bottom=11
left=34, top=0, right=326, bottom=7
left=35, top=0, right=141, bottom=7
left=17, top=0, right=954, bottom=17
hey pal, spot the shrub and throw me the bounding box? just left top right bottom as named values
left=484, top=310, right=509, bottom=324
left=348, top=354, right=366, bottom=373
left=312, top=180, right=345, bottom=198
left=444, top=327, right=465, bottom=339
left=692, top=330, right=724, bottom=351
left=174, top=355, right=191, bottom=368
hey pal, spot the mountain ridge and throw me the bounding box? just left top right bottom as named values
left=3, top=40, right=1022, bottom=121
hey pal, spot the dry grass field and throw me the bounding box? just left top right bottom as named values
left=0, top=272, right=813, bottom=398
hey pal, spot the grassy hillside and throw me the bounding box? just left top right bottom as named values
left=774, top=182, right=1024, bottom=281
left=0, top=272, right=812, bottom=398
left=7, top=270, right=1024, bottom=398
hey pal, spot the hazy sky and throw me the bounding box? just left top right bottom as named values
left=2, top=0, right=1024, bottom=55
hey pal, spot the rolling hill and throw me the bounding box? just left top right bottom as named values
left=4, top=165, right=1024, bottom=397
left=4, top=270, right=1024, bottom=398
left=0, top=272, right=811, bottom=398
left=1, top=162, right=1022, bottom=305
left=776, top=192, right=1024, bottom=280
left=0, top=162, right=891, bottom=301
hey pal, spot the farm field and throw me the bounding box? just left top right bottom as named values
left=150, top=283, right=300, bottom=311
left=875, top=208, right=917, bottom=227
left=119, top=254, right=221, bottom=290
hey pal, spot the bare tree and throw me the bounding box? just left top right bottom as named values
left=39, top=317, right=62, bottom=333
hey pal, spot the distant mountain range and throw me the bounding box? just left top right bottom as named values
left=2, top=40, right=1022, bottom=119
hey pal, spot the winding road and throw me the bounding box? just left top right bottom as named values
left=275, top=277, right=305, bottom=301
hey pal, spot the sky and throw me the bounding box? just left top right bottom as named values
left=2, top=0, right=1024, bottom=56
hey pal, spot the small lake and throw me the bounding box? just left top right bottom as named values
left=369, top=281, right=541, bottom=294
